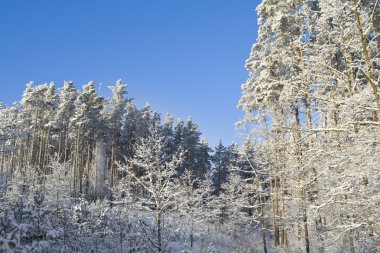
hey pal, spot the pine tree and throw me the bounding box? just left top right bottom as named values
left=54, top=81, right=77, bottom=162
left=195, top=138, right=212, bottom=180
left=105, top=80, right=130, bottom=187
left=24, top=188, right=52, bottom=253
left=70, top=82, right=104, bottom=196
left=120, top=100, right=138, bottom=161
left=211, top=141, right=230, bottom=195
left=0, top=209, right=24, bottom=253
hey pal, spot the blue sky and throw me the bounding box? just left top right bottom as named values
left=0, top=0, right=259, bottom=148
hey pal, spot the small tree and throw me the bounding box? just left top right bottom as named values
left=177, top=169, right=215, bottom=248
left=0, top=209, right=25, bottom=253
left=119, top=121, right=184, bottom=253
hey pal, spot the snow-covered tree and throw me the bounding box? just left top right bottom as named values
left=238, top=0, right=380, bottom=252
left=211, top=141, right=230, bottom=195
left=177, top=169, right=215, bottom=249
left=119, top=121, right=184, bottom=253
left=24, top=188, right=52, bottom=252
left=20, top=82, right=58, bottom=169
left=105, top=79, right=130, bottom=187
left=0, top=79, right=228, bottom=251
left=54, top=81, right=77, bottom=162
left=70, top=82, right=104, bottom=196
left=0, top=209, right=25, bottom=253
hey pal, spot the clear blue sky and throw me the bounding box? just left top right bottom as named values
left=0, top=0, right=259, bottom=148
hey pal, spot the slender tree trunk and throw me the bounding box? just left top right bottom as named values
left=294, top=106, right=310, bottom=253
left=43, top=126, right=51, bottom=174
left=79, top=128, right=86, bottom=195
left=38, top=129, right=44, bottom=169
left=110, top=126, right=116, bottom=187
left=280, top=178, right=287, bottom=247
left=0, top=147, right=4, bottom=173
left=303, top=189, right=310, bottom=253
left=353, top=0, right=380, bottom=119
left=157, top=206, right=162, bottom=252
left=73, top=127, right=81, bottom=197
left=64, top=128, right=69, bottom=162
left=269, top=177, right=279, bottom=247
left=85, top=140, right=91, bottom=195
left=190, top=220, right=194, bottom=248
left=57, top=131, right=62, bottom=161
left=29, top=113, right=38, bottom=166
left=257, top=175, right=268, bottom=253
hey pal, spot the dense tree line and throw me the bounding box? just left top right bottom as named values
left=0, top=80, right=213, bottom=195
left=0, top=81, right=259, bottom=252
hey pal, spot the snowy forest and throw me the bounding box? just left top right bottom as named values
left=0, top=0, right=379, bottom=252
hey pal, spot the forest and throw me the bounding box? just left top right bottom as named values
left=0, top=0, right=379, bottom=252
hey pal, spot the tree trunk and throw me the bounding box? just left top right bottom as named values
left=353, top=0, right=380, bottom=118
left=157, top=207, right=162, bottom=252
left=294, top=106, right=310, bottom=253
left=281, top=178, right=287, bottom=247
